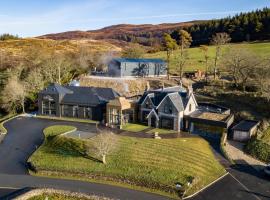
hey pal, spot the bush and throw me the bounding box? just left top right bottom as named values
left=245, top=139, right=270, bottom=163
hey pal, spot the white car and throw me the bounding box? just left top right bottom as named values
left=264, top=164, right=270, bottom=176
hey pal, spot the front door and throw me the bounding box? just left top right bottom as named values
left=151, top=116, right=156, bottom=127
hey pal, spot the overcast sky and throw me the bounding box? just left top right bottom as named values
left=0, top=0, right=269, bottom=37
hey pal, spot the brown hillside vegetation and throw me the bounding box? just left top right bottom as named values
left=38, top=21, right=197, bottom=41
left=0, top=38, right=121, bottom=61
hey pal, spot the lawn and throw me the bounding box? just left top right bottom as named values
left=29, top=194, right=94, bottom=200
left=29, top=125, right=225, bottom=198
left=36, top=115, right=99, bottom=124
left=147, top=128, right=178, bottom=134
left=144, top=42, right=270, bottom=74
left=121, top=123, right=149, bottom=132
left=28, top=192, right=108, bottom=200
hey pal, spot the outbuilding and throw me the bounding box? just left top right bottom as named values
left=232, top=120, right=260, bottom=142
left=108, top=58, right=167, bottom=77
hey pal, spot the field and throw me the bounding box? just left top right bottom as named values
left=0, top=38, right=121, bottom=57
left=29, top=125, right=225, bottom=198
left=145, top=42, right=270, bottom=74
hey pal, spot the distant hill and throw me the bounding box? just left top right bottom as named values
left=38, top=7, right=269, bottom=48
left=39, top=21, right=198, bottom=40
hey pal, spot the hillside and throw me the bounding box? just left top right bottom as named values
left=0, top=38, right=121, bottom=58
left=39, top=21, right=197, bottom=41
left=145, top=42, right=270, bottom=74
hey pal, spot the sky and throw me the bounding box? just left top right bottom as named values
left=0, top=0, right=269, bottom=37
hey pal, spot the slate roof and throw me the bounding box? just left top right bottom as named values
left=40, top=83, right=73, bottom=95
left=232, top=120, right=260, bottom=132
left=167, top=93, right=185, bottom=112
left=138, top=86, right=189, bottom=111
left=40, top=83, right=119, bottom=106
left=114, top=58, right=166, bottom=64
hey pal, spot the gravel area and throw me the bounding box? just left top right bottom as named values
left=225, top=140, right=267, bottom=171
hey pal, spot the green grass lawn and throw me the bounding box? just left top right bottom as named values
left=121, top=123, right=149, bottom=132
left=147, top=128, right=178, bottom=134
left=145, top=42, right=270, bottom=74
left=36, top=115, right=99, bottom=124
left=28, top=194, right=92, bottom=200
left=29, top=125, right=225, bottom=198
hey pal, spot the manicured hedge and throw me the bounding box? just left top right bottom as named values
left=245, top=139, right=270, bottom=163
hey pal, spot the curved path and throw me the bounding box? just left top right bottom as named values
left=0, top=117, right=169, bottom=200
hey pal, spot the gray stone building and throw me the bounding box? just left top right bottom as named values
left=108, top=58, right=167, bottom=77
left=38, top=83, right=119, bottom=121
left=137, top=86, right=234, bottom=134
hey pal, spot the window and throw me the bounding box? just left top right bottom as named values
left=144, top=99, right=152, bottom=109
left=164, top=104, right=173, bottom=114
left=161, top=118, right=173, bottom=129
left=189, top=104, right=192, bottom=112
left=73, top=106, right=79, bottom=118
left=109, top=108, right=121, bottom=125
left=84, top=107, right=92, bottom=119
left=42, top=100, right=56, bottom=116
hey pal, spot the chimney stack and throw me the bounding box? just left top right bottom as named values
left=187, top=85, right=193, bottom=97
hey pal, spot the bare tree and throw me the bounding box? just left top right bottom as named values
left=211, top=32, right=231, bottom=79
left=200, top=45, right=210, bottom=81
left=222, top=48, right=261, bottom=91
left=92, top=131, right=118, bottom=164
left=254, top=59, right=270, bottom=101
left=178, top=30, right=192, bottom=80
left=163, top=33, right=178, bottom=80
left=1, top=76, right=26, bottom=113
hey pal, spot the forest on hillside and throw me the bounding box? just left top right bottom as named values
left=112, top=8, right=270, bottom=47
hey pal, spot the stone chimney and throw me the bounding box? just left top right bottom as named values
left=187, top=85, right=193, bottom=97
left=162, top=82, right=165, bottom=91
left=145, top=81, right=150, bottom=91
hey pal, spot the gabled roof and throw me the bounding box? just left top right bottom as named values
left=40, top=84, right=119, bottom=106
left=167, top=93, right=185, bottom=112
left=139, top=86, right=192, bottom=112
left=40, top=83, right=73, bottom=95
left=232, top=120, right=260, bottom=132
left=113, top=58, right=166, bottom=64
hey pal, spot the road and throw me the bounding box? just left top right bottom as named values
left=0, top=117, right=269, bottom=200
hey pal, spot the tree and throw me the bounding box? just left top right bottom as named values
left=178, top=30, right=192, bottom=80
left=1, top=76, right=26, bottom=113
left=200, top=45, right=210, bottom=81
left=163, top=33, right=177, bottom=79
left=122, top=44, right=145, bottom=59
left=222, top=48, right=260, bottom=91
left=211, top=32, right=231, bottom=79
left=92, top=131, right=118, bottom=164
left=253, top=59, right=270, bottom=101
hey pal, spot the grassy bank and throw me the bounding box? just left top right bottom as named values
left=0, top=114, right=18, bottom=134
left=145, top=42, right=270, bottom=73
left=29, top=125, right=225, bottom=198
left=36, top=115, right=99, bottom=124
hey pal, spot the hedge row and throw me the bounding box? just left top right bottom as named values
left=245, top=139, right=270, bottom=163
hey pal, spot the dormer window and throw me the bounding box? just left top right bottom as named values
left=145, top=100, right=151, bottom=109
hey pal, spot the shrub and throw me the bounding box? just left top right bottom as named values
left=245, top=139, right=270, bottom=163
